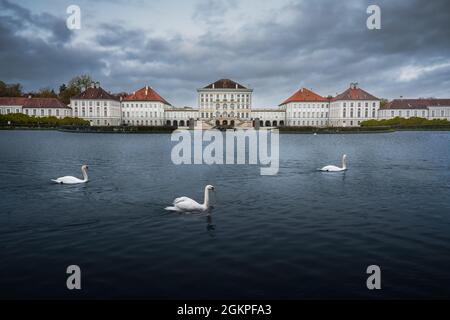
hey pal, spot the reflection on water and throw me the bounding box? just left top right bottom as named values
left=0, top=130, right=450, bottom=299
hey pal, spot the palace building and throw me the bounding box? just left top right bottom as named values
left=70, top=83, right=121, bottom=126
left=122, top=86, right=171, bottom=126
left=378, top=99, right=450, bottom=121
left=197, top=79, right=253, bottom=127
left=0, top=96, right=72, bottom=118
left=279, top=88, right=330, bottom=127
left=329, top=83, right=380, bottom=127
left=4, top=79, right=450, bottom=127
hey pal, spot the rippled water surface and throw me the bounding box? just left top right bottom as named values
left=0, top=130, right=450, bottom=299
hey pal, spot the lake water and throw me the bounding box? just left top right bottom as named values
left=0, top=130, right=449, bottom=299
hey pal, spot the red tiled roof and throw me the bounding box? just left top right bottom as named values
left=279, top=88, right=328, bottom=105
left=332, top=84, right=379, bottom=101
left=123, top=86, right=171, bottom=105
left=0, top=97, right=69, bottom=108
left=382, top=99, right=450, bottom=110
left=203, top=79, right=247, bottom=89
left=73, top=86, right=119, bottom=101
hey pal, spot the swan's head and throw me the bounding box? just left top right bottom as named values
left=82, top=164, right=89, bottom=170
left=343, top=154, right=347, bottom=160
left=206, top=185, right=215, bottom=192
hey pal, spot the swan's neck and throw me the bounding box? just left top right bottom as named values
left=203, top=188, right=210, bottom=209
left=342, top=157, right=347, bottom=169
left=81, top=168, right=88, bottom=181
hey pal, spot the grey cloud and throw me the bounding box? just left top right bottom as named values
left=192, top=0, right=238, bottom=25
left=1, top=0, right=449, bottom=107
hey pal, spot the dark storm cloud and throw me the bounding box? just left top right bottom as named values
left=1, top=0, right=449, bottom=106
left=0, top=0, right=105, bottom=90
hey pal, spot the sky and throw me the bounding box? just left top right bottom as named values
left=1, top=0, right=450, bottom=107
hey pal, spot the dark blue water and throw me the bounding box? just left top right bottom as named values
left=0, top=130, right=449, bottom=299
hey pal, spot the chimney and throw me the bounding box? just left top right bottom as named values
left=212, top=83, right=215, bottom=89
left=28, top=95, right=32, bottom=99
left=145, top=86, right=148, bottom=96
left=235, top=83, right=238, bottom=89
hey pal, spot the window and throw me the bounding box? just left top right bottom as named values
left=104, top=108, right=108, bottom=117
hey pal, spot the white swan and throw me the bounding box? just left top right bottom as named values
left=319, top=154, right=347, bottom=172
left=165, top=185, right=215, bottom=212
left=52, top=165, right=89, bottom=184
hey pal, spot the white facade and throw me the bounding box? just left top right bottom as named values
left=71, top=99, right=121, bottom=126
left=250, top=109, right=286, bottom=127
left=23, top=107, right=72, bottom=118
left=63, top=81, right=396, bottom=128
left=0, top=97, right=72, bottom=119
left=121, top=86, right=172, bottom=126
left=378, top=99, right=450, bottom=121
left=121, top=101, right=166, bottom=126
left=70, top=85, right=121, bottom=126
left=329, top=83, right=380, bottom=127
left=0, top=105, right=22, bottom=115
left=165, top=108, right=199, bottom=127
left=378, top=108, right=428, bottom=119
left=197, top=79, right=253, bottom=125
left=283, top=102, right=329, bottom=127
left=428, top=105, right=450, bottom=120
left=329, top=100, right=379, bottom=127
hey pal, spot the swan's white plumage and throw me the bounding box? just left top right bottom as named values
left=319, top=155, right=347, bottom=172
left=165, top=185, right=215, bottom=212
left=52, top=165, right=89, bottom=184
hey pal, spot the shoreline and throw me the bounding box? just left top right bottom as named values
left=1, top=126, right=449, bottom=134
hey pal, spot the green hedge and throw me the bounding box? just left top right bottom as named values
left=361, top=117, right=450, bottom=127
left=59, top=125, right=176, bottom=133
left=0, top=113, right=89, bottom=127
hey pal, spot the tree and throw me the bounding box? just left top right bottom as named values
left=0, top=80, right=23, bottom=97
left=59, top=83, right=67, bottom=94
left=67, top=74, right=94, bottom=92
left=34, top=87, right=58, bottom=98
left=58, top=75, right=95, bottom=104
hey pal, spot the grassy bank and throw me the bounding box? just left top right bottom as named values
left=0, top=113, right=89, bottom=127
left=278, top=126, right=394, bottom=134
left=58, top=125, right=177, bottom=133
left=361, top=117, right=450, bottom=128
